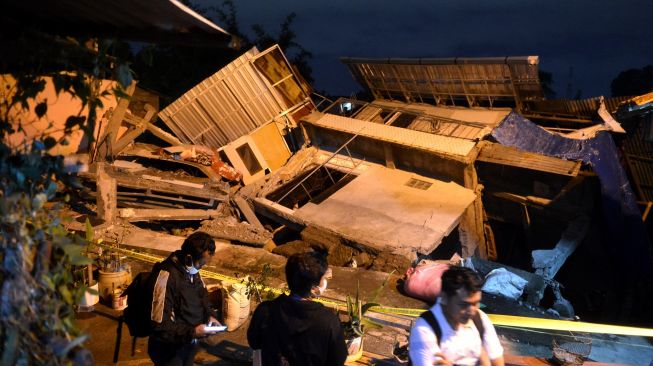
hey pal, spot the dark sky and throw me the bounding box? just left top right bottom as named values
left=211, top=0, right=653, bottom=99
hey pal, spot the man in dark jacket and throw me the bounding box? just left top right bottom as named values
left=247, top=251, right=347, bottom=366
left=148, top=232, right=221, bottom=366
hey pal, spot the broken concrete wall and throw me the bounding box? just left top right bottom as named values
left=532, top=214, right=589, bottom=280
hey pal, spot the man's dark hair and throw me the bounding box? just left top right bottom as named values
left=285, top=251, right=328, bottom=297
left=441, top=266, right=482, bottom=296
left=181, top=231, right=216, bottom=261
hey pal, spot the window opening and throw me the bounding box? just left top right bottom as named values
left=236, top=143, right=263, bottom=175
left=405, top=178, right=432, bottom=190
left=266, top=166, right=356, bottom=209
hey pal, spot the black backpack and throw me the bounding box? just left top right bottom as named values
left=123, top=263, right=160, bottom=338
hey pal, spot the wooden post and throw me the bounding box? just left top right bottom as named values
left=96, top=162, right=117, bottom=224
left=460, top=161, right=489, bottom=259
left=383, top=145, right=396, bottom=169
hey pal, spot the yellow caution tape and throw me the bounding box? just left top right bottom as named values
left=108, top=245, right=653, bottom=337
left=488, top=314, right=653, bottom=337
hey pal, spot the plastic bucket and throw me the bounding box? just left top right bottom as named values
left=345, top=337, right=363, bottom=363
left=78, top=282, right=100, bottom=311
left=111, top=288, right=128, bottom=310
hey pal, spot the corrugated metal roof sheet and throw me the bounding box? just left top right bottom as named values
left=159, top=45, right=313, bottom=148
left=341, top=56, right=542, bottom=110
left=309, top=114, right=476, bottom=158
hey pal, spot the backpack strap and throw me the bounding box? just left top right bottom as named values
left=418, top=310, right=442, bottom=346
left=472, top=311, right=485, bottom=343
left=419, top=310, right=484, bottom=346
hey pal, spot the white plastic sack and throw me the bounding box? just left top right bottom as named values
left=481, top=268, right=528, bottom=300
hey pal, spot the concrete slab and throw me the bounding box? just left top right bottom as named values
left=295, top=166, right=476, bottom=255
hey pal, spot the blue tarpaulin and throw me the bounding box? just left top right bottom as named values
left=492, top=112, right=652, bottom=275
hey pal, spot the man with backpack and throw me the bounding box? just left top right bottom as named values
left=408, top=266, right=504, bottom=366
left=147, top=231, right=221, bottom=366
left=247, top=250, right=348, bottom=366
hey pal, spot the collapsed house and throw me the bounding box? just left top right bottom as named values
left=39, top=45, right=650, bottom=321
left=156, top=52, right=649, bottom=318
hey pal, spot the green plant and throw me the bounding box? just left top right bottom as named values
left=241, top=263, right=275, bottom=303
left=0, top=32, right=130, bottom=364
left=343, top=271, right=394, bottom=339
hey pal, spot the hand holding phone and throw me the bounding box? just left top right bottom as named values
left=204, top=325, right=227, bottom=333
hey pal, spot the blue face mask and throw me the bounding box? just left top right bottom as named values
left=185, top=254, right=200, bottom=275
left=186, top=265, right=199, bottom=275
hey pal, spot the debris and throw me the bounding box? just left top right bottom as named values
left=300, top=225, right=357, bottom=266
left=233, top=195, right=263, bottom=229
left=532, top=215, right=590, bottom=280
left=211, top=157, right=242, bottom=182
left=465, top=256, right=546, bottom=306
left=482, top=268, right=528, bottom=300
left=271, top=240, right=312, bottom=257
left=199, top=216, right=273, bottom=248
left=369, top=250, right=412, bottom=273
left=77, top=145, right=230, bottom=209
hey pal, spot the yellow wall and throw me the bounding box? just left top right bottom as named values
left=2, top=74, right=122, bottom=155
left=250, top=121, right=291, bottom=171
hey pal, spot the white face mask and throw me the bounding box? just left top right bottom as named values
left=186, top=265, right=199, bottom=275
left=313, top=278, right=328, bottom=297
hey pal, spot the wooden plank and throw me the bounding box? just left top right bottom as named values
left=233, top=195, right=264, bottom=229
left=477, top=143, right=581, bottom=176
left=96, top=82, right=136, bottom=160
left=118, top=208, right=223, bottom=221
left=79, top=171, right=228, bottom=200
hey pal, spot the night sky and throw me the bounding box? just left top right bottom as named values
left=210, top=0, right=653, bottom=99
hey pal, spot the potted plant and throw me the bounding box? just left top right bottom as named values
left=342, top=272, right=394, bottom=362
left=82, top=218, right=132, bottom=305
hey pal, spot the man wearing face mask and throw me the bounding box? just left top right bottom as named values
left=148, top=231, right=221, bottom=366
left=247, top=250, right=347, bottom=366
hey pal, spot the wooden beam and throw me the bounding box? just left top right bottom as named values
left=113, top=104, right=159, bottom=154
left=146, top=123, right=182, bottom=146
left=460, top=161, right=489, bottom=259
left=477, top=142, right=581, bottom=176
left=118, top=208, right=223, bottom=221
left=383, top=145, right=395, bottom=169
left=95, top=81, right=136, bottom=161
left=233, top=195, right=264, bottom=229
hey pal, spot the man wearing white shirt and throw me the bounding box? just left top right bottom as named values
left=408, top=266, right=504, bottom=366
